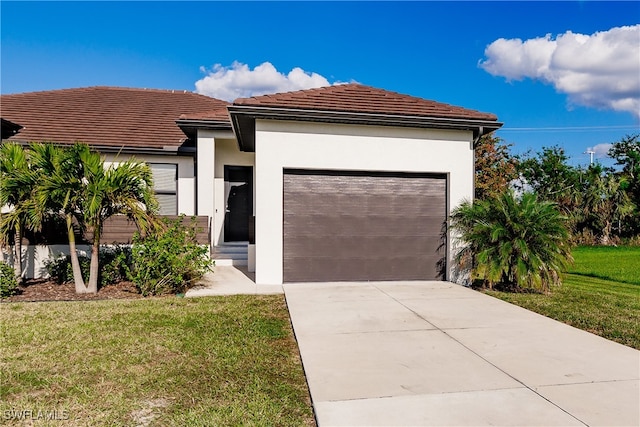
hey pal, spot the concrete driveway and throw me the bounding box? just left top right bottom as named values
left=284, top=281, right=640, bottom=426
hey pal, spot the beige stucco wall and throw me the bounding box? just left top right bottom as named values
left=253, top=119, right=474, bottom=285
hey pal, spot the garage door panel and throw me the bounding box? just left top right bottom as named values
left=283, top=170, right=446, bottom=283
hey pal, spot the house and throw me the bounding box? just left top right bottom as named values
left=1, top=84, right=502, bottom=285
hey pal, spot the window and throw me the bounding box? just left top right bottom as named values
left=149, top=163, right=177, bottom=215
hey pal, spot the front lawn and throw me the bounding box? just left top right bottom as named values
left=0, top=296, right=315, bottom=426
left=569, top=245, right=640, bottom=285
left=487, top=246, right=640, bottom=350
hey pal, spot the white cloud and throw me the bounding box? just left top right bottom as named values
left=586, top=143, right=613, bottom=159
left=195, top=61, right=332, bottom=101
left=480, top=25, right=640, bottom=117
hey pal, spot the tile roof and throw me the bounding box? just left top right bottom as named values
left=234, top=83, right=498, bottom=121
left=1, top=86, right=229, bottom=150
left=178, top=108, right=231, bottom=122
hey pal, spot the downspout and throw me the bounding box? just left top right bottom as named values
left=472, top=126, right=485, bottom=146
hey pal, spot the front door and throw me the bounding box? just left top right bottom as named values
left=224, top=166, right=253, bottom=242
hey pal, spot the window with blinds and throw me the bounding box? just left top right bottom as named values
left=149, top=163, right=177, bottom=215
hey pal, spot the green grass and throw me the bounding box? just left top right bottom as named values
left=0, top=296, right=314, bottom=426
left=569, top=245, right=640, bottom=285
left=487, top=245, right=640, bottom=350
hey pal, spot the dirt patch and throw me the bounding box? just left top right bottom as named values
left=130, top=398, right=171, bottom=427
left=3, top=279, right=143, bottom=303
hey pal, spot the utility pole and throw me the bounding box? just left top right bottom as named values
left=585, top=150, right=595, bottom=164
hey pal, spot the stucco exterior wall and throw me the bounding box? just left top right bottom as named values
left=2, top=244, right=91, bottom=280
left=253, top=120, right=474, bottom=285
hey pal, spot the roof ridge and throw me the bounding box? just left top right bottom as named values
left=1, top=86, right=229, bottom=103
left=234, top=83, right=345, bottom=103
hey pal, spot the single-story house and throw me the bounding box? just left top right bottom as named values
left=1, top=84, right=502, bottom=285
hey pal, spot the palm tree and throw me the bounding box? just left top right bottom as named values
left=30, top=143, right=89, bottom=291
left=451, top=191, right=572, bottom=292
left=580, top=164, right=633, bottom=244
left=0, top=143, right=36, bottom=282
left=81, top=150, right=157, bottom=293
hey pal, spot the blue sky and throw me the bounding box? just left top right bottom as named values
left=1, top=1, right=639, bottom=167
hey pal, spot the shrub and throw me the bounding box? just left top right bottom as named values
left=45, top=254, right=89, bottom=285
left=45, top=246, right=132, bottom=288
left=99, top=246, right=132, bottom=286
left=130, top=217, right=213, bottom=296
left=451, top=191, right=573, bottom=293
left=0, top=262, right=19, bottom=298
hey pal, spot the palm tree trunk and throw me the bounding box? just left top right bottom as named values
left=601, top=218, right=613, bottom=246
left=0, top=212, right=5, bottom=264
left=87, top=227, right=100, bottom=294
left=67, top=214, right=87, bottom=292
left=13, top=223, right=23, bottom=284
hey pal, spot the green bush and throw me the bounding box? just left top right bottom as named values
left=451, top=191, right=572, bottom=293
left=45, top=246, right=131, bottom=288
left=130, top=217, right=213, bottom=296
left=0, top=262, right=19, bottom=298
left=99, top=246, right=132, bottom=286
left=45, top=254, right=89, bottom=285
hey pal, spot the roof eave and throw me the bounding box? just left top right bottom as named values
left=228, top=105, right=503, bottom=152
left=1, top=138, right=196, bottom=156
left=175, top=118, right=233, bottom=142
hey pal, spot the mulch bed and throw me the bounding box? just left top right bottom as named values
left=3, top=279, right=144, bottom=303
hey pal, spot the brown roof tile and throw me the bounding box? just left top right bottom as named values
left=1, top=86, right=230, bottom=149
left=234, top=83, right=497, bottom=121
left=178, top=107, right=231, bottom=122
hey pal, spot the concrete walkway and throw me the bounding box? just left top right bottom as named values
left=185, top=266, right=283, bottom=296
left=284, top=281, right=640, bottom=426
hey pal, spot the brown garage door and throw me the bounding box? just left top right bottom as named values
left=283, top=169, right=447, bottom=282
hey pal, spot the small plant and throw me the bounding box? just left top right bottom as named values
left=46, top=254, right=90, bottom=285
left=130, top=216, right=213, bottom=296
left=0, top=262, right=19, bottom=298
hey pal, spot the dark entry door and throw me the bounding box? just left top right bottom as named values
left=224, top=166, right=253, bottom=242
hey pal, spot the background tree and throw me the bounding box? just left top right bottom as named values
left=451, top=191, right=572, bottom=292
left=578, top=164, right=633, bottom=244
left=516, top=146, right=580, bottom=209
left=515, top=145, right=582, bottom=237
left=474, top=133, right=519, bottom=200
left=608, top=134, right=640, bottom=236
